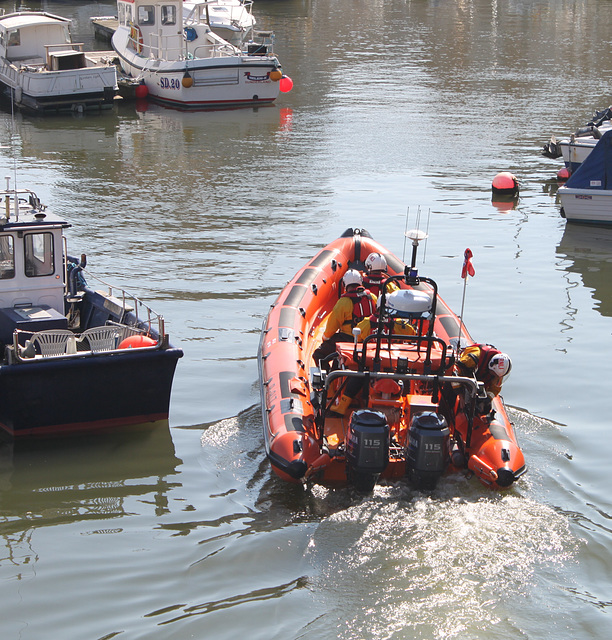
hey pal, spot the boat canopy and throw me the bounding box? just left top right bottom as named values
left=565, top=129, right=612, bottom=190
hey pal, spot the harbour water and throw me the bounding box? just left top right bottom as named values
left=1, top=1, right=612, bottom=638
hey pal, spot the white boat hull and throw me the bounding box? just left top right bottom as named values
left=560, top=138, right=597, bottom=173
left=0, top=61, right=117, bottom=112
left=0, top=11, right=117, bottom=112
left=559, top=122, right=612, bottom=172
left=558, top=186, right=612, bottom=226
left=112, top=25, right=280, bottom=109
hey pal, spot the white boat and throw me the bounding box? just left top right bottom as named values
left=558, top=128, right=612, bottom=226
left=183, top=0, right=257, bottom=46
left=0, top=11, right=118, bottom=113
left=543, top=107, right=612, bottom=173
left=558, top=123, right=612, bottom=174
left=111, top=0, right=284, bottom=109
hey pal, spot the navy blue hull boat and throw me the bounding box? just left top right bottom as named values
left=0, top=182, right=183, bottom=440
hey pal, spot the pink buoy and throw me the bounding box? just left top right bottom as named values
left=491, top=172, right=519, bottom=196
left=134, top=83, right=149, bottom=99
left=279, top=76, right=293, bottom=93
left=557, top=167, right=571, bottom=181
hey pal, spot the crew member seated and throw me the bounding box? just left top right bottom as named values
left=327, top=289, right=429, bottom=418
left=362, top=252, right=399, bottom=297
left=313, top=269, right=376, bottom=365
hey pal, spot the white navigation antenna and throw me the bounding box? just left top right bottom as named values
left=404, top=228, right=428, bottom=269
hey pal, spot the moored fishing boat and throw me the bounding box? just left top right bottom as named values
left=258, top=228, right=526, bottom=492
left=0, top=180, right=183, bottom=440
left=112, top=0, right=286, bottom=109
left=0, top=11, right=118, bottom=113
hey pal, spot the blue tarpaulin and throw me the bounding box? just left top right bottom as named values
left=565, top=129, right=612, bottom=190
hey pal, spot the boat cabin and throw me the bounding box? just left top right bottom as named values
left=116, top=0, right=235, bottom=61
left=0, top=186, right=70, bottom=345
left=0, top=12, right=86, bottom=70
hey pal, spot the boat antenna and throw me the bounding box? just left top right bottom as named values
left=402, top=205, right=410, bottom=262
left=422, top=208, right=431, bottom=263
left=2, top=88, right=20, bottom=220
left=402, top=206, right=431, bottom=266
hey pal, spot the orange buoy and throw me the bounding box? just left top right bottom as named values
left=118, top=335, right=157, bottom=349
left=557, top=167, right=571, bottom=181
left=182, top=71, right=193, bottom=88
left=269, top=69, right=282, bottom=82
left=491, top=172, right=519, bottom=195
left=134, top=83, right=149, bottom=99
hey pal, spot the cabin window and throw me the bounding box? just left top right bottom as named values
left=118, top=3, right=133, bottom=26
left=7, top=29, right=20, bottom=47
left=138, top=6, right=155, bottom=26
left=24, top=232, right=54, bottom=278
left=0, top=235, right=14, bottom=280
left=161, top=5, right=177, bottom=26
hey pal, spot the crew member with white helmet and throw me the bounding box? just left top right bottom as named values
left=362, top=252, right=399, bottom=297
left=455, top=344, right=512, bottom=414
left=313, top=269, right=377, bottom=365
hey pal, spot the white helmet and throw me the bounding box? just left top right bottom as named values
left=488, top=353, right=512, bottom=377
left=342, top=269, right=362, bottom=287
left=365, top=252, right=387, bottom=272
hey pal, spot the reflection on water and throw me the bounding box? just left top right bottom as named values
left=557, top=224, right=612, bottom=317
left=0, top=424, right=181, bottom=565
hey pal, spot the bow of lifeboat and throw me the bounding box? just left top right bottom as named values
left=258, top=229, right=369, bottom=482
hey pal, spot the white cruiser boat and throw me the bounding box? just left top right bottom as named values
left=112, top=0, right=284, bottom=109
left=183, top=0, right=256, bottom=46
left=0, top=11, right=118, bottom=113
left=558, top=129, right=612, bottom=226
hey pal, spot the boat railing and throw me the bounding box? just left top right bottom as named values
left=241, top=31, right=275, bottom=56
left=10, top=323, right=161, bottom=363
left=140, top=31, right=238, bottom=61
left=323, top=369, right=485, bottom=401
left=79, top=268, right=165, bottom=338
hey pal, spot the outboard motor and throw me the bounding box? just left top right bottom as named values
left=406, top=411, right=450, bottom=489
left=346, top=409, right=389, bottom=492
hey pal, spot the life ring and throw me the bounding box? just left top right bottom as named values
left=129, top=25, right=144, bottom=54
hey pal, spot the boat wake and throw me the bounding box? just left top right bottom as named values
left=197, top=406, right=580, bottom=639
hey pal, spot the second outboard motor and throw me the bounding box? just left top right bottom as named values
left=346, top=409, right=389, bottom=492
left=406, top=411, right=450, bottom=489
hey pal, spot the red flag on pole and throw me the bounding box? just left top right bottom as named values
left=461, top=248, right=475, bottom=279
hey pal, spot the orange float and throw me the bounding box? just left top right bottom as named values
left=118, top=335, right=157, bottom=349
left=258, top=228, right=526, bottom=491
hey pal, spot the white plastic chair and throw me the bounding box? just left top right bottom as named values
left=81, top=326, right=122, bottom=352
left=31, top=329, right=77, bottom=356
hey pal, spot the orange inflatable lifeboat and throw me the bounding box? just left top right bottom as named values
left=258, top=228, right=526, bottom=491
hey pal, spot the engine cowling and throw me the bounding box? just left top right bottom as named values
left=406, top=411, right=450, bottom=489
